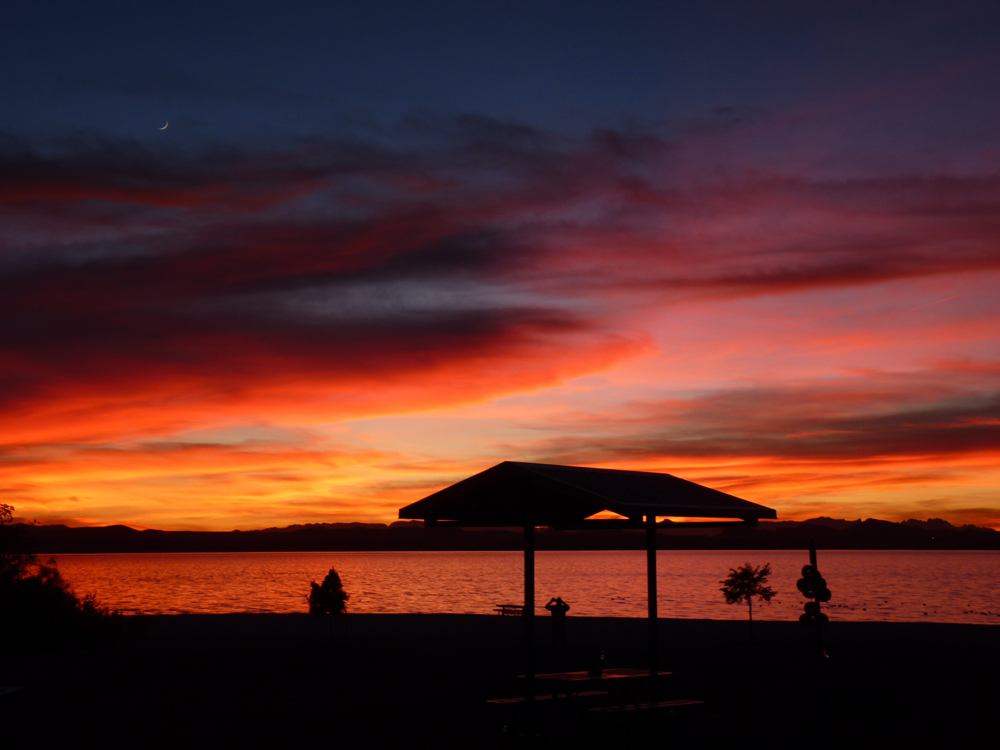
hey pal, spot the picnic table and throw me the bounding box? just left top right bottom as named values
left=493, top=603, right=524, bottom=616
left=533, top=668, right=671, bottom=698
left=536, top=667, right=670, bottom=681
left=489, top=668, right=681, bottom=735
left=536, top=669, right=703, bottom=733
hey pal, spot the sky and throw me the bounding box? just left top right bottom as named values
left=2, top=1, right=999, bottom=531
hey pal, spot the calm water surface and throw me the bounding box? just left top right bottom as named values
left=49, top=549, right=1000, bottom=624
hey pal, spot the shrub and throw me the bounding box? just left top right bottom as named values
left=1, top=503, right=119, bottom=646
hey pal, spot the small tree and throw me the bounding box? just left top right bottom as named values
left=720, top=562, right=776, bottom=636
left=307, top=567, right=349, bottom=617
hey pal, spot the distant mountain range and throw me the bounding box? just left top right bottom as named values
left=9, top=516, right=999, bottom=553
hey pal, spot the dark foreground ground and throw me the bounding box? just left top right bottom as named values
left=2, top=614, right=997, bottom=748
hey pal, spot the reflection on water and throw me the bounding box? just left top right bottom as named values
left=49, top=549, right=1000, bottom=623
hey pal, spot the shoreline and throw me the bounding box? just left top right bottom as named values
left=114, top=610, right=1000, bottom=635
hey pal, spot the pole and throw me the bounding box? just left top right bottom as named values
left=809, top=540, right=828, bottom=726
left=647, top=514, right=658, bottom=704
left=524, top=521, right=535, bottom=739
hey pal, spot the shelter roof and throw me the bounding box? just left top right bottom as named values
left=398, top=461, right=777, bottom=526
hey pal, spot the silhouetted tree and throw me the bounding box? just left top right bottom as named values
left=307, top=567, right=349, bottom=617
left=720, top=562, right=776, bottom=637
left=1, top=503, right=118, bottom=646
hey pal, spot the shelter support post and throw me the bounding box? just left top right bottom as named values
left=524, top=521, right=535, bottom=739
left=646, top=514, right=658, bottom=703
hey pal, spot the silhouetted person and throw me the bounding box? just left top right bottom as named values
left=545, top=597, right=570, bottom=658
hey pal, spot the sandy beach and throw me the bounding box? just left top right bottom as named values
left=2, top=614, right=997, bottom=748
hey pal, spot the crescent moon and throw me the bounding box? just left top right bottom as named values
left=159, top=122, right=169, bottom=130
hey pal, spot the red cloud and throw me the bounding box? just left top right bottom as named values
left=3, top=116, right=1000, bottom=528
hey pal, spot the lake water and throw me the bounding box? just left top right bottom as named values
left=47, top=549, right=1000, bottom=624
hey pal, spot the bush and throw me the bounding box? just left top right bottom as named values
left=307, top=567, right=349, bottom=616
left=1, top=503, right=119, bottom=646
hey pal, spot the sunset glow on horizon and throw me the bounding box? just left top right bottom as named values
left=3, top=3, right=999, bottom=531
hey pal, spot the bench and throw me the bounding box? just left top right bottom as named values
left=488, top=691, right=610, bottom=733
left=588, top=698, right=703, bottom=714
left=494, top=603, right=524, bottom=616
